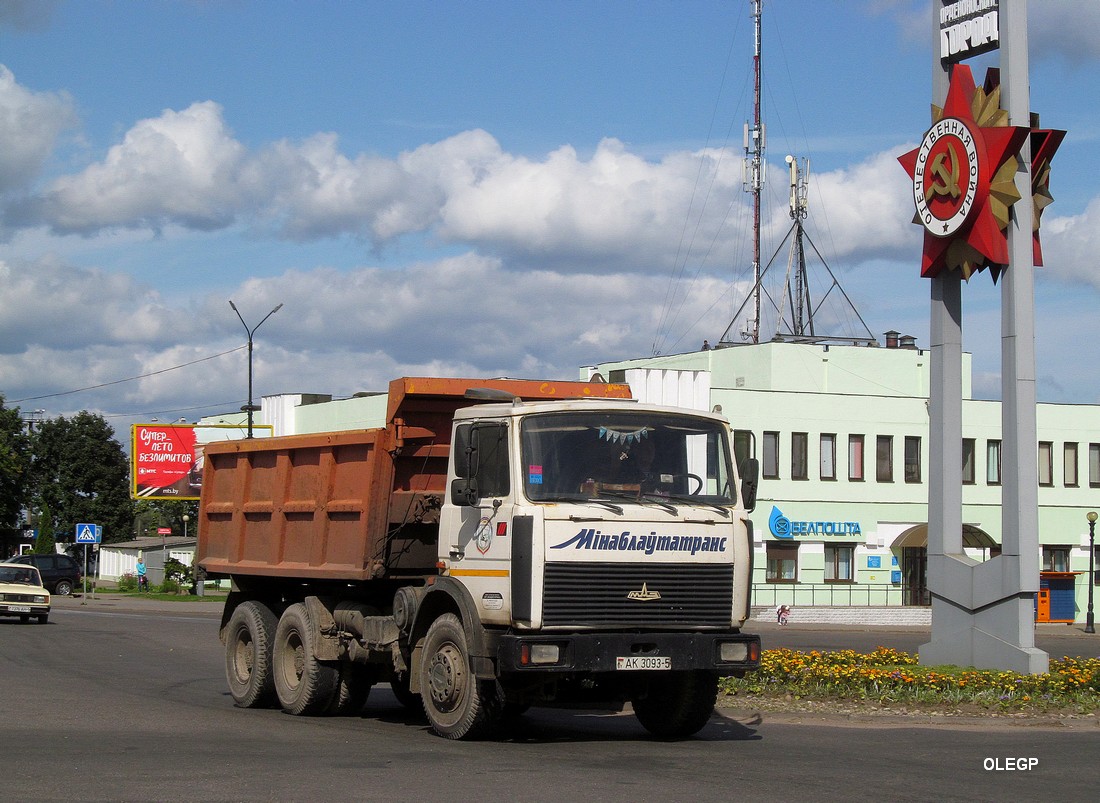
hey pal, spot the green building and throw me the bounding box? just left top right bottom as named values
left=584, top=338, right=1098, bottom=626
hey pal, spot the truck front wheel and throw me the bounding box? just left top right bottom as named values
left=419, top=613, right=501, bottom=739
left=225, top=601, right=278, bottom=708
left=273, top=603, right=338, bottom=715
left=631, top=670, right=719, bottom=739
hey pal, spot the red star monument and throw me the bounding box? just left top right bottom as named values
left=899, top=64, right=1030, bottom=281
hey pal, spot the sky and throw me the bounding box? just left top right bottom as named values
left=1, top=0, right=1099, bottom=443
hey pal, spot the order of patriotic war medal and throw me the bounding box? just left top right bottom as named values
left=913, top=117, right=980, bottom=238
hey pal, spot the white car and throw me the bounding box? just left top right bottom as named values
left=0, top=562, right=51, bottom=624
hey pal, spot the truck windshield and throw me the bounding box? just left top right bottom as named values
left=521, top=410, right=736, bottom=506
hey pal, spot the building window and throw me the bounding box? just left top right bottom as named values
left=824, top=545, right=854, bottom=582
left=1042, top=546, right=1071, bottom=573
left=848, top=434, right=864, bottom=481
left=733, top=430, right=753, bottom=474
left=1090, top=444, right=1100, bottom=488
left=962, top=438, right=976, bottom=484
left=1038, top=441, right=1053, bottom=487
left=1064, top=443, right=1079, bottom=487
left=766, top=542, right=798, bottom=582
left=791, top=432, right=808, bottom=480
left=763, top=432, right=779, bottom=479
left=986, top=439, right=1001, bottom=485
left=904, top=436, right=921, bottom=483
left=876, top=435, right=893, bottom=482
left=820, top=434, right=837, bottom=480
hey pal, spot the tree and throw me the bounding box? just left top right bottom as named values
left=0, top=396, right=32, bottom=529
left=133, top=498, right=199, bottom=541
left=29, top=412, right=134, bottom=545
left=32, top=500, right=56, bottom=555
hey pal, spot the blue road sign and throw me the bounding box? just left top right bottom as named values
left=75, top=523, right=100, bottom=544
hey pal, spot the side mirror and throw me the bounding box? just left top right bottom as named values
left=739, top=458, right=759, bottom=513
left=450, top=477, right=479, bottom=507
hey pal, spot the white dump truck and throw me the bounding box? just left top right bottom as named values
left=198, top=376, right=761, bottom=739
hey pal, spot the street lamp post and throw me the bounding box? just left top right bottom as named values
left=229, top=300, right=283, bottom=438
left=1087, top=511, right=1097, bottom=634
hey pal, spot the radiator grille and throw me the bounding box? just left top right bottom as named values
left=542, top=562, right=733, bottom=628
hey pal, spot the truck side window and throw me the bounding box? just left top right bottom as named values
left=455, top=422, right=510, bottom=499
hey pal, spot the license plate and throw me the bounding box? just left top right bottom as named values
left=6, top=606, right=31, bottom=613
left=616, top=656, right=671, bottom=671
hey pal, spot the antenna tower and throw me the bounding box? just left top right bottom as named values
left=717, top=0, right=876, bottom=348
left=744, top=0, right=764, bottom=344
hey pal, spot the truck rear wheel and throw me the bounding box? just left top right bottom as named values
left=225, top=601, right=278, bottom=708
left=273, top=602, right=338, bottom=715
left=419, top=613, right=501, bottom=739
left=632, top=670, right=718, bottom=739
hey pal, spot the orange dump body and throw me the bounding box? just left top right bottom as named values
left=197, top=376, right=630, bottom=582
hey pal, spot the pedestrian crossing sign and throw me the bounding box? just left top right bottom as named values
left=75, top=523, right=101, bottom=544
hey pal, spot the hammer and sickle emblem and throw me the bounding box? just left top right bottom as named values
left=925, top=143, right=962, bottom=201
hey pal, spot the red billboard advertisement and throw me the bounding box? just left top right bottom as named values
left=130, top=422, right=272, bottom=500
left=131, top=424, right=202, bottom=500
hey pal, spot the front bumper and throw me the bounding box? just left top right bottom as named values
left=1, top=602, right=50, bottom=618
left=496, top=630, right=760, bottom=676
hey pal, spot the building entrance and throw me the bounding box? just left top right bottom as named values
left=902, top=546, right=929, bottom=606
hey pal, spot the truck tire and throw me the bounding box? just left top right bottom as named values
left=273, top=603, right=338, bottom=715
left=225, top=601, right=278, bottom=708
left=326, top=663, right=376, bottom=716
left=419, top=613, right=502, bottom=739
left=632, top=670, right=718, bottom=739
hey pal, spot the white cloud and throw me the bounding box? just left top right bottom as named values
left=1039, top=199, right=1100, bottom=288
left=437, top=139, right=743, bottom=271
left=25, top=101, right=245, bottom=234
left=246, top=132, right=437, bottom=242
left=0, top=251, right=738, bottom=419
left=0, top=65, right=76, bottom=195
left=797, top=148, right=920, bottom=261
left=0, top=255, right=183, bottom=352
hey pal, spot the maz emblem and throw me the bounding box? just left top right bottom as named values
left=626, top=583, right=661, bottom=601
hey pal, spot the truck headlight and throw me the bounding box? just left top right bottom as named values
left=719, top=641, right=749, bottom=662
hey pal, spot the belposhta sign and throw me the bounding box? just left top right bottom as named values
left=940, top=0, right=1000, bottom=63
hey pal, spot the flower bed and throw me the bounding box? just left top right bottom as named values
left=720, top=648, right=1100, bottom=713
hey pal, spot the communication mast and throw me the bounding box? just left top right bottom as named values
left=718, top=0, right=875, bottom=348
left=743, top=0, right=764, bottom=344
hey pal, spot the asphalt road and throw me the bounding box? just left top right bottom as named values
left=1, top=596, right=1096, bottom=802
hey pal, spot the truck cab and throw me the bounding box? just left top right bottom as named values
left=418, top=397, right=761, bottom=737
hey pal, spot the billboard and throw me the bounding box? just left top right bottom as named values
left=130, top=423, right=272, bottom=500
